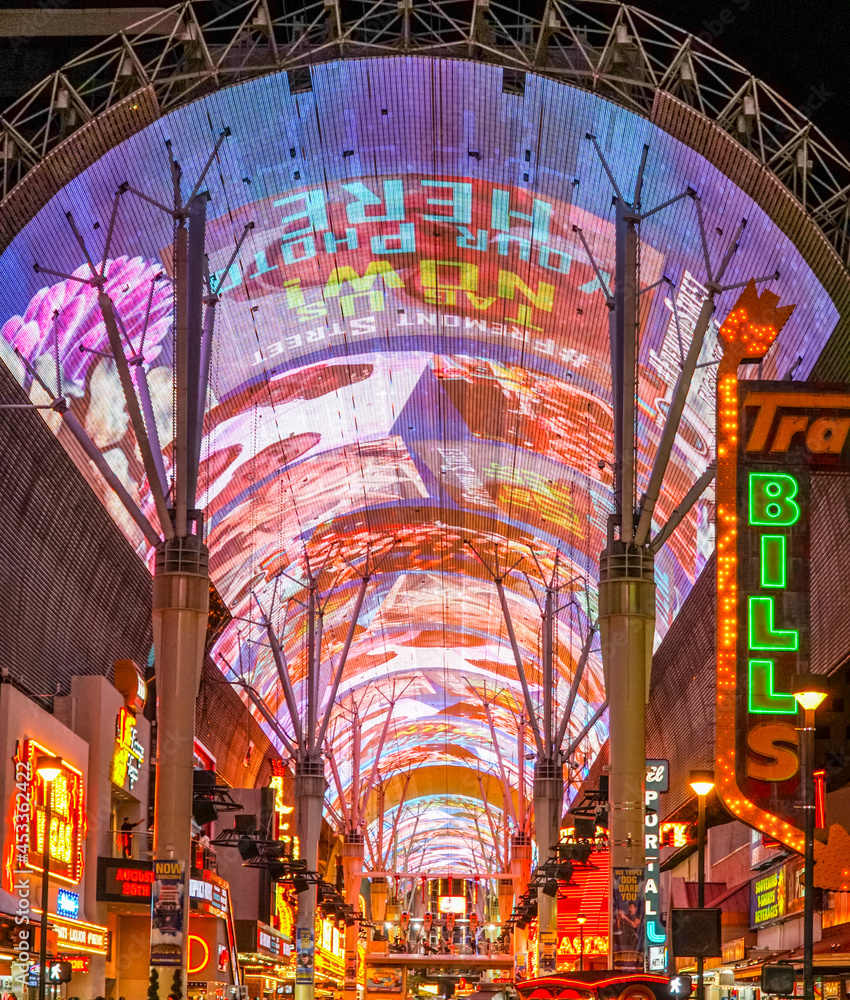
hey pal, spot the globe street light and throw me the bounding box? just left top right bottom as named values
left=36, top=756, right=63, bottom=1000
left=689, top=770, right=715, bottom=1000
left=577, top=915, right=587, bottom=971
left=793, top=674, right=828, bottom=1000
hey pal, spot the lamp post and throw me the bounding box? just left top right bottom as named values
left=689, top=770, right=715, bottom=1000
left=577, top=915, right=587, bottom=971
left=793, top=674, right=828, bottom=1000
left=36, top=756, right=63, bottom=1000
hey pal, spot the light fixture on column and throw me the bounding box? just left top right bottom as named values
left=792, top=674, right=827, bottom=712
left=577, top=914, right=587, bottom=971
left=689, top=770, right=715, bottom=797
left=793, top=673, right=828, bottom=1000
left=36, top=756, right=63, bottom=781
left=35, top=756, right=63, bottom=1000
left=688, top=769, right=714, bottom=1000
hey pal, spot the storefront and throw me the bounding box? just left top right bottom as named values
left=0, top=684, right=105, bottom=1000
left=235, top=921, right=293, bottom=999
left=96, top=857, right=238, bottom=999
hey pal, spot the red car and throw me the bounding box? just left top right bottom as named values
left=517, top=972, right=685, bottom=1000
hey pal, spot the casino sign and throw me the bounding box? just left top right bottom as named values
left=8, top=739, right=86, bottom=886
left=715, top=282, right=847, bottom=852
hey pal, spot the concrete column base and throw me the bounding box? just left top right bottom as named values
left=294, top=760, right=326, bottom=1000
left=151, top=536, right=209, bottom=996
left=599, top=542, right=655, bottom=968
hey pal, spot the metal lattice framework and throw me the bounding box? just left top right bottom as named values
left=1, top=0, right=849, bottom=273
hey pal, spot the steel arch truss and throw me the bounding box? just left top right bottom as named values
left=0, top=0, right=848, bottom=265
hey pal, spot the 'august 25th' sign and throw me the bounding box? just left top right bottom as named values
left=715, top=281, right=848, bottom=852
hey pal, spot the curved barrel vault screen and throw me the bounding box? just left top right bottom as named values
left=0, top=58, right=838, bottom=869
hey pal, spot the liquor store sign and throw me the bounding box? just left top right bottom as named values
left=49, top=915, right=108, bottom=956
left=716, top=375, right=850, bottom=852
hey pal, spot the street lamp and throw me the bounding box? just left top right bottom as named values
left=36, top=756, right=63, bottom=1000
left=689, top=770, right=715, bottom=1000
left=793, top=674, right=828, bottom=1000
left=577, top=915, right=587, bottom=971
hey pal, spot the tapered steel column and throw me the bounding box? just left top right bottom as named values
left=295, top=758, right=326, bottom=1000
left=342, top=833, right=364, bottom=1000
left=599, top=542, right=654, bottom=967
left=533, top=762, right=562, bottom=975
left=152, top=535, right=210, bottom=993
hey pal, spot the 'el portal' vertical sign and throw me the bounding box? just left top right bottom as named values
left=715, top=280, right=850, bottom=852
left=645, top=759, right=668, bottom=970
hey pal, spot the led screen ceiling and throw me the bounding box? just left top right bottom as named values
left=0, top=58, right=838, bottom=866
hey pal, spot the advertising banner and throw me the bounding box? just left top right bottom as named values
left=150, top=860, right=187, bottom=967
left=365, top=966, right=403, bottom=992
left=612, top=868, right=645, bottom=972
left=514, top=951, right=528, bottom=982
left=539, top=930, right=557, bottom=975
left=295, top=928, right=314, bottom=986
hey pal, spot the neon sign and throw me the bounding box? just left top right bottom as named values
left=187, top=934, right=211, bottom=974
left=111, top=706, right=145, bottom=791
left=35, top=913, right=107, bottom=955
left=750, top=868, right=786, bottom=927
left=558, top=934, right=608, bottom=956
left=9, top=740, right=86, bottom=885
left=659, top=823, right=691, bottom=849
left=644, top=760, right=668, bottom=956
left=714, top=281, right=847, bottom=852
left=56, top=888, right=80, bottom=919
left=269, top=773, right=296, bottom=856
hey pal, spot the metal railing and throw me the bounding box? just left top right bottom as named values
left=108, top=827, right=153, bottom=861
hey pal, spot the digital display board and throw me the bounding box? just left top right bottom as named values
left=0, top=59, right=839, bottom=863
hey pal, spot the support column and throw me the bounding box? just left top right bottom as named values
left=533, top=762, right=563, bottom=976
left=151, top=535, right=210, bottom=992
left=341, top=833, right=364, bottom=1000
left=599, top=542, right=654, bottom=969
left=295, top=758, right=326, bottom=1000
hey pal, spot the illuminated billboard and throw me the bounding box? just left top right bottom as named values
left=7, top=739, right=86, bottom=886
left=0, top=59, right=839, bottom=860
left=714, top=282, right=848, bottom=852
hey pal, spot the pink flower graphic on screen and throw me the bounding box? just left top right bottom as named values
left=1, top=255, right=172, bottom=393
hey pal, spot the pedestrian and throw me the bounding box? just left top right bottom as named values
left=120, top=817, right=143, bottom=858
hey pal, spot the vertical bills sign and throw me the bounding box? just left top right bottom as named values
left=715, top=280, right=849, bottom=852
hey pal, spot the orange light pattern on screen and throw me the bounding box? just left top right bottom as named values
left=714, top=281, right=802, bottom=853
